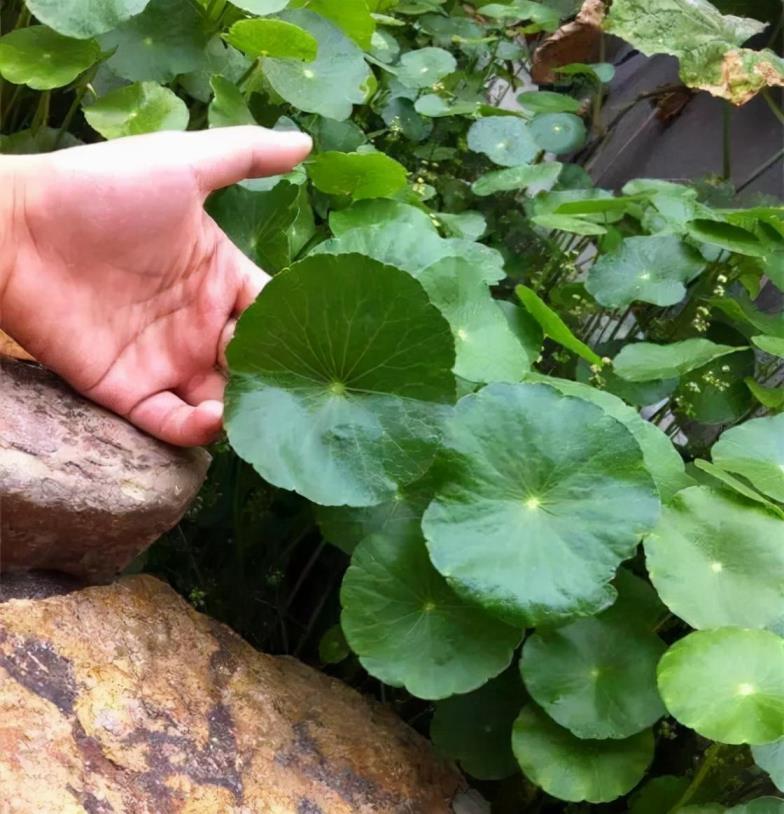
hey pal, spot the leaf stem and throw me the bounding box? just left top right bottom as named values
left=762, top=88, right=784, bottom=127
left=722, top=102, right=732, bottom=181
left=667, top=743, right=724, bottom=813
left=238, top=58, right=261, bottom=94
left=737, top=145, right=784, bottom=193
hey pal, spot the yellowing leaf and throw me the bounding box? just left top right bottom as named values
left=605, top=0, right=783, bottom=105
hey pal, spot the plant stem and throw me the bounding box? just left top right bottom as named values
left=762, top=88, right=784, bottom=127
left=592, top=106, right=659, bottom=183
left=590, top=34, right=606, bottom=136
left=668, top=743, right=724, bottom=813
left=54, top=65, right=101, bottom=149
left=238, top=58, right=261, bottom=93
left=30, top=90, right=50, bottom=135
left=722, top=102, right=732, bottom=181
left=737, top=146, right=784, bottom=193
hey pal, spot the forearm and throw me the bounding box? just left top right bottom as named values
left=0, top=156, right=22, bottom=324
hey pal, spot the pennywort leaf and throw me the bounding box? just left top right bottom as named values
left=521, top=613, right=666, bottom=739
left=83, top=81, right=189, bottom=138
left=226, top=253, right=456, bottom=507
left=224, top=19, right=319, bottom=61
left=340, top=533, right=521, bottom=699
left=645, top=486, right=784, bottom=632
left=24, top=0, right=152, bottom=39
left=0, top=26, right=101, bottom=90
left=467, top=116, right=539, bottom=167
left=307, top=151, right=408, bottom=200
left=658, top=627, right=784, bottom=745
left=263, top=10, right=373, bottom=121
left=422, top=382, right=660, bottom=627
left=512, top=705, right=655, bottom=803
left=586, top=235, right=706, bottom=309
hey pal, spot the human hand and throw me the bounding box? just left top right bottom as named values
left=0, top=127, right=312, bottom=447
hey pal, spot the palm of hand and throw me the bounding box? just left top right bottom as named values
left=1, top=128, right=311, bottom=446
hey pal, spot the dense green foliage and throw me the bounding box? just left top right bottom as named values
left=2, top=0, right=783, bottom=809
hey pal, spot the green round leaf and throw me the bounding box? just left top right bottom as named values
left=753, top=739, right=784, bottom=792
left=308, top=151, right=408, bottom=200
left=83, top=82, right=189, bottom=139
left=226, top=254, right=456, bottom=507
left=422, top=382, right=660, bottom=627
left=467, top=116, right=539, bottom=167
left=517, top=90, right=583, bottom=113
left=224, top=18, right=318, bottom=60
left=298, top=0, right=376, bottom=50
left=646, top=487, right=784, bottom=632
left=0, top=26, right=101, bottom=90
left=24, top=0, right=151, bottom=39
left=341, top=534, right=520, bottom=699
left=471, top=162, right=562, bottom=196
left=526, top=374, right=690, bottom=503
left=522, top=614, right=665, bottom=739
left=613, top=339, right=744, bottom=382
left=205, top=181, right=299, bottom=273
left=587, top=235, right=706, bottom=309
left=315, top=220, right=505, bottom=283
left=263, top=10, right=372, bottom=121
left=396, top=46, right=457, bottom=89
left=329, top=199, right=436, bottom=236
left=512, top=705, right=655, bottom=803
left=430, top=668, right=524, bottom=780
left=100, top=0, right=210, bottom=82
left=418, top=257, right=531, bottom=383
left=529, top=112, right=586, bottom=154
left=712, top=414, right=784, bottom=503
left=658, top=628, right=784, bottom=745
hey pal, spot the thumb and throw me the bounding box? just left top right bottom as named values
left=182, top=126, right=312, bottom=193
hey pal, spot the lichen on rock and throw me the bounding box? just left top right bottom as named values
left=0, top=575, right=466, bottom=813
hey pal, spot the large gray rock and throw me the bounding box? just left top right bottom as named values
left=0, top=358, right=210, bottom=581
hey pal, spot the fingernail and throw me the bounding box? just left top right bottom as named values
left=199, top=400, right=224, bottom=423
left=292, top=132, right=313, bottom=151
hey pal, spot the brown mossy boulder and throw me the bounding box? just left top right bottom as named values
left=0, top=574, right=469, bottom=813
left=0, top=358, right=210, bottom=581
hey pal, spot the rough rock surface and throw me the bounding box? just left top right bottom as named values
left=0, top=358, right=210, bottom=581
left=0, top=574, right=467, bottom=813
